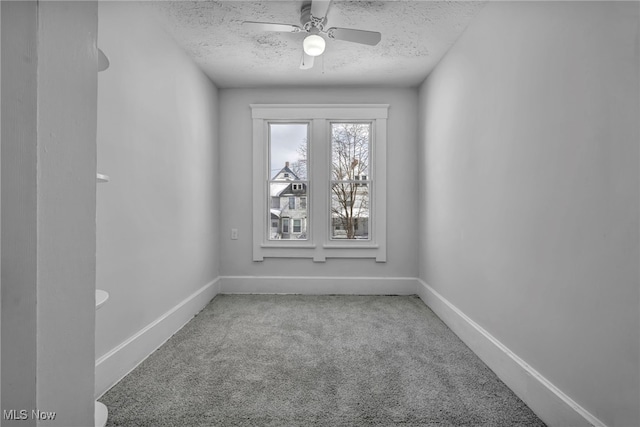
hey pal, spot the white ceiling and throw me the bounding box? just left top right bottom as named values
left=147, top=1, right=486, bottom=88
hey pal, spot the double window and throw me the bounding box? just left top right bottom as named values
left=252, top=105, right=388, bottom=262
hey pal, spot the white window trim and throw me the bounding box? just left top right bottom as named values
left=252, top=104, right=388, bottom=262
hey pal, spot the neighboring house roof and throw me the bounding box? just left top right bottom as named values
left=272, top=182, right=307, bottom=198
left=270, top=182, right=290, bottom=197
left=272, top=162, right=299, bottom=181
left=272, top=183, right=307, bottom=197
left=271, top=162, right=307, bottom=198
left=270, top=182, right=307, bottom=197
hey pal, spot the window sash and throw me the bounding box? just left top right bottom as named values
left=329, top=180, right=371, bottom=240
left=268, top=180, right=308, bottom=241
left=329, top=121, right=372, bottom=241
left=330, top=122, right=372, bottom=181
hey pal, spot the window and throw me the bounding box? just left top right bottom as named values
left=330, top=123, right=371, bottom=240
left=252, top=104, right=388, bottom=262
left=268, top=123, right=308, bottom=241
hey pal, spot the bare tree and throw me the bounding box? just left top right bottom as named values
left=289, top=141, right=308, bottom=180
left=331, top=123, right=370, bottom=239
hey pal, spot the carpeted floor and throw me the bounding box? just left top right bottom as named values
left=100, top=295, right=546, bottom=426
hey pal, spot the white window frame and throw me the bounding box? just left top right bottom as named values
left=252, top=104, right=388, bottom=262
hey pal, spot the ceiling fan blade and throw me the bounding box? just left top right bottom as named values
left=327, top=27, right=381, bottom=46
left=242, top=21, right=303, bottom=33
left=310, top=0, right=332, bottom=20
left=300, top=52, right=315, bottom=70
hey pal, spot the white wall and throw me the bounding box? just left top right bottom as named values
left=219, top=88, right=419, bottom=285
left=37, top=3, right=98, bottom=424
left=418, top=2, right=639, bottom=426
left=95, top=2, right=220, bottom=395
left=0, top=1, right=3, bottom=414
left=2, top=2, right=98, bottom=426
left=0, top=3, right=37, bottom=421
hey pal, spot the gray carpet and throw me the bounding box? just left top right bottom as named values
left=100, top=295, right=546, bottom=426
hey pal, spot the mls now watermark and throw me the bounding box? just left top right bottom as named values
left=3, top=409, right=57, bottom=421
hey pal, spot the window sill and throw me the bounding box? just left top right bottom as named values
left=323, top=244, right=379, bottom=249
left=254, top=243, right=385, bottom=263
left=260, top=243, right=317, bottom=249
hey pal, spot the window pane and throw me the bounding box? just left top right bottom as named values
left=331, top=123, right=370, bottom=181
left=331, top=182, right=370, bottom=240
left=331, top=123, right=371, bottom=240
left=269, top=182, right=308, bottom=240
left=270, top=123, right=308, bottom=180
left=269, top=123, right=309, bottom=241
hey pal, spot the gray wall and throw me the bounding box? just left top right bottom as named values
left=219, top=88, right=419, bottom=280
left=95, top=2, right=220, bottom=361
left=418, top=2, right=639, bottom=426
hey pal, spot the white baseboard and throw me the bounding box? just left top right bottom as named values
left=416, top=279, right=605, bottom=427
left=95, top=275, right=604, bottom=427
left=94, top=278, right=221, bottom=398
left=219, top=275, right=418, bottom=295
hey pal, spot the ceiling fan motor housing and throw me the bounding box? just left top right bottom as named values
left=300, top=3, right=326, bottom=32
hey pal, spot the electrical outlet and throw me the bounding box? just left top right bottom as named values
left=231, top=228, right=239, bottom=240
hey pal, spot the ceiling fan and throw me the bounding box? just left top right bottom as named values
left=243, top=0, right=382, bottom=70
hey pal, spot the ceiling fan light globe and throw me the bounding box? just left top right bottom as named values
left=303, top=34, right=326, bottom=56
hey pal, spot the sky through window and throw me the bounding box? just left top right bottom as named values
left=270, top=124, right=307, bottom=179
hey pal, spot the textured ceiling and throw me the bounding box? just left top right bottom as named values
left=147, top=1, right=486, bottom=88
